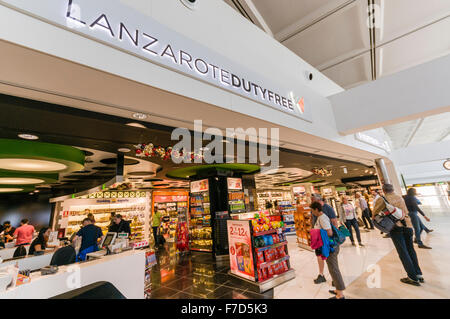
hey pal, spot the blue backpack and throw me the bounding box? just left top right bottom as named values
left=331, top=225, right=346, bottom=247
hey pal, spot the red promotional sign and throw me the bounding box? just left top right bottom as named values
left=154, top=195, right=188, bottom=203
left=227, top=220, right=255, bottom=281
left=190, top=179, right=209, bottom=193
left=227, top=178, right=243, bottom=190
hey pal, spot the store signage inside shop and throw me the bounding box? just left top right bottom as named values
left=0, top=0, right=312, bottom=122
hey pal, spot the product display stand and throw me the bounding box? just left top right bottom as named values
left=294, top=205, right=313, bottom=251
left=227, top=212, right=295, bottom=293
left=277, top=201, right=296, bottom=235
left=189, top=182, right=213, bottom=252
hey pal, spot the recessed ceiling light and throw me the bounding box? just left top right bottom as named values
left=18, top=134, right=39, bottom=140
left=0, top=177, right=45, bottom=185
left=29, top=192, right=34, bottom=195
left=34, top=190, right=40, bottom=193
left=0, top=188, right=23, bottom=193
left=0, top=159, right=67, bottom=172
left=132, top=113, right=148, bottom=120
left=126, top=122, right=147, bottom=129
left=118, top=148, right=131, bottom=153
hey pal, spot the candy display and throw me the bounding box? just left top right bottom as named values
left=276, top=201, right=296, bottom=235
left=295, top=204, right=313, bottom=249
left=153, top=192, right=189, bottom=246
left=228, top=182, right=246, bottom=213
left=189, top=189, right=213, bottom=252
left=251, top=211, right=284, bottom=233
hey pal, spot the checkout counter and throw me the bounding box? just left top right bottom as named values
left=0, top=233, right=147, bottom=299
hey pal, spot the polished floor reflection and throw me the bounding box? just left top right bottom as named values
left=149, top=244, right=274, bottom=299
left=150, top=215, right=449, bottom=299
left=275, top=215, right=450, bottom=299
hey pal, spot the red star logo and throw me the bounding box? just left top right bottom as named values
left=297, top=97, right=305, bottom=113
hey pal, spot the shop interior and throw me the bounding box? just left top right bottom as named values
left=0, top=93, right=381, bottom=299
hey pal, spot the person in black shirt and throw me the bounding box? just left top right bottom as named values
left=1, top=221, right=15, bottom=243
left=111, top=214, right=131, bottom=237
left=73, top=218, right=104, bottom=261
left=404, top=188, right=433, bottom=249
left=28, top=227, right=51, bottom=255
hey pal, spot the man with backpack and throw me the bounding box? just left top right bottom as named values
left=310, top=201, right=346, bottom=299
left=372, top=184, right=424, bottom=286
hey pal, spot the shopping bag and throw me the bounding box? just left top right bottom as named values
left=338, top=225, right=351, bottom=237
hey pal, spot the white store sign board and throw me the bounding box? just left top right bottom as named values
left=0, top=0, right=312, bottom=122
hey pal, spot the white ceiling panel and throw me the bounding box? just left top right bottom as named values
left=377, top=0, right=450, bottom=44
left=225, top=0, right=450, bottom=89
left=282, top=1, right=369, bottom=69
left=250, top=0, right=349, bottom=37
left=321, top=53, right=371, bottom=89
left=409, top=112, right=450, bottom=146
left=384, top=112, right=450, bottom=150
left=384, top=119, right=421, bottom=149
left=376, top=17, right=450, bottom=78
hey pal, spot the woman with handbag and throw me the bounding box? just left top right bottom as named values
left=340, top=196, right=364, bottom=247
left=373, top=184, right=424, bottom=286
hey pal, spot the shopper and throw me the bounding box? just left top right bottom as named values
left=311, top=194, right=338, bottom=284
left=356, top=192, right=374, bottom=230
left=28, top=227, right=51, bottom=255
left=373, top=184, right=424, bottom=286
left=73, top=218, right=103, bottom=261
left=1, top=221, right=15, bottom=243
left=310, top=202, right=346, bottom=299
left=152, top=210, right=162, bottom=247
left=110, top=214, right=131, bottom=237
left=13, top=219, right=35, bottom=246
left=107, top=212, right=116, bottom=232
left=404, top=188, right=433, bottom=249
left=340, top=196, right=364, bottom=246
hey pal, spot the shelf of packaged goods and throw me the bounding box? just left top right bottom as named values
left=190, top=215, right=210, bottom=218
left=255, top=241, right=287, bottom=252
left=258, top=256, right=290, bottom=269
left=190, top=248, right=212, bottom=252
left=190, top=225, right=211, bottom=228
left=257, top=269, right=292, bottom=284
left=253, top=228, right=285, bottom=237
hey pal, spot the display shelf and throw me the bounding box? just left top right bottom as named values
left=255, top=241, right=287, bottom=252
left=253, top=228, right=284, bottom=237
left=258, top=255, right=290, bottom=269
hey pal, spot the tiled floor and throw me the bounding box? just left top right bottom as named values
left=150, top=215, right=450, bottom=299
left=149, top=245, right=274, bottom=299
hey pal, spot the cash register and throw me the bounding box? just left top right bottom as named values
left=85, top=233, right=118, bottom=260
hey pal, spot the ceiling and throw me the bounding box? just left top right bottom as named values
left=224, top=0, right=450, bottom=90
left=0, top=93, right=376, bottom=198
left=224, top=0, right=450, bottom=151
left=383, top=111, right=450, bottom=149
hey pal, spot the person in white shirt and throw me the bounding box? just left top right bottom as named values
left=311, top=201, right=346, bottom=299
left=340, top=196, right=364, bottom=247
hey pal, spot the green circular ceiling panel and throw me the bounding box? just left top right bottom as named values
left=0, top=139, right=85, bottom=173
left=0, top=184, right=35, bottom=193
left=0, top=171, right=59, bottom=185
left=166, top=163, right=261, bottom=180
